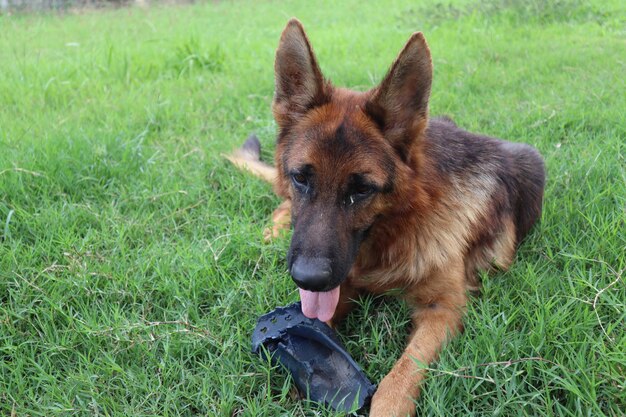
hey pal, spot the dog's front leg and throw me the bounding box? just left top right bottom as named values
left=369, top=264, right=467, bottom=417
left=262, top=199, right=291, bottom=241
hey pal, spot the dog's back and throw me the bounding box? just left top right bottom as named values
left=500, top=140, right=545, bottom=242
left=422, top=117, right=545, bottom=284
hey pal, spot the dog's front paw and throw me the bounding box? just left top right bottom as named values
left=369, top=371, right=418, bottom=417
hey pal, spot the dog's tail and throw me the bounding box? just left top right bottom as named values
left=224, top=134, right=277, bottom=184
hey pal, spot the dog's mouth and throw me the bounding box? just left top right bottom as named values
left=298, top=287, right=340, bottom=322
left=288, top=228, right=369, bottom=323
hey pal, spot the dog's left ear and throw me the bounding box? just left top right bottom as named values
left=272, top=19, right=331, bottom=130
left=366, top=32, right=432, bottom=160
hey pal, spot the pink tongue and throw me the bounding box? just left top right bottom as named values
left=299, top=287, right=340, bottom=322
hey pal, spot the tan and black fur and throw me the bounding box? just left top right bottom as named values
left=228, top=19, right=545, bottom=416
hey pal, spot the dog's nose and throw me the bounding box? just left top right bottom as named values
left=290, top=257, right=332, bottom=291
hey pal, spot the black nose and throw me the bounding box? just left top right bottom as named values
left=290, top=257, right=332, bottom=291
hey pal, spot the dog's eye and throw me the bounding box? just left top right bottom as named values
left=354, top=184, right=374, bottom=196
left=347, top=183, right=376, bottom=206
left=292, top=173, right=308, bottom=188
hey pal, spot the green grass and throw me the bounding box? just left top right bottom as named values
left=0, top=0, right=624, bottom=415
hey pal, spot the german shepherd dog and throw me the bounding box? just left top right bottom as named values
left=228, top=19, right=545, bottom=416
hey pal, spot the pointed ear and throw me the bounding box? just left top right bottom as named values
left=272, top=19, right=331, bottom=129
left=366, top=32, right=432, bottom=159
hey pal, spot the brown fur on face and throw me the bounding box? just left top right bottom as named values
left=227, top=18, right=545, bottom=416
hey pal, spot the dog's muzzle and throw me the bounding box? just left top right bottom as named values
left=290, top=257, right=332, bottom=292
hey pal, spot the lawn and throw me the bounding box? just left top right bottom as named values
left=0, top=0, right=624, bottom=415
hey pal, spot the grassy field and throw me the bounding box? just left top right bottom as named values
left=1, top=0, right=625, bottom=415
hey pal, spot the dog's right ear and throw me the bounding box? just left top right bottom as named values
left=365, top=32, right=432, bottom=162
left=272, top=19, right=330, bottom=129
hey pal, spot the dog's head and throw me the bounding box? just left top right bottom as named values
left=272, top=19, right=433, bottom=301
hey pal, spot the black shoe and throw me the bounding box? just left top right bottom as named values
left=252, top=302, right=376, bottom=412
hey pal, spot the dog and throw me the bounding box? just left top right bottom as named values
left=227, top=19, right=545, bottom=416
